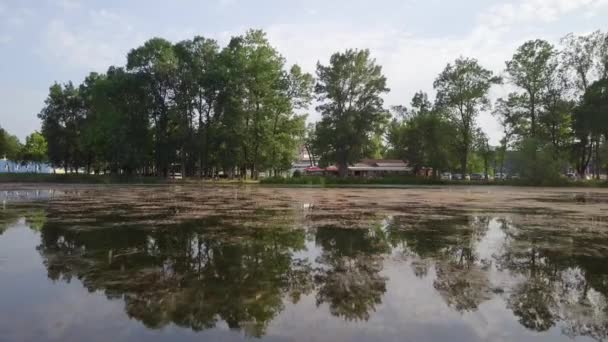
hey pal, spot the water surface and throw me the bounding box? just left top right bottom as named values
left=1, top=186, right=607, bottom=342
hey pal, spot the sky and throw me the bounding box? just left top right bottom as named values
left=1, top=0, right=607, bottom=145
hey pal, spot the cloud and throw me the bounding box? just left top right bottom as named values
left=264, top=22, right=514, bottom=143
left=264, top=0, right=608, bottom=144
left=31, top=0, right=608, bottom=144
left=0, top=5, right=33, bottom=45
left=480, top=0, right=608, bottom=29
left=52, top=0, right=82, bottom=11
left=41, top=10, right=143, bottom=71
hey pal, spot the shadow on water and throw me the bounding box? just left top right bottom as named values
left=1, top=187, right=608, bottom=341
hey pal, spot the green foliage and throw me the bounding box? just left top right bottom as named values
left=314, top=49, right=390, bottom=176
left=30, top=28, right=608, bottom=185
left=21, top=131, right=47, bottom=163
left=385, top=92, right=456, bottom=175
left=0, top=127, right=23, bottom=160
left=37, top=30, right=310, bottom=179
left=514, top=138, right=564, bottom=185
left=434, top=57, right=501, bottom=174
left=506, top=40, right=555, bottom=138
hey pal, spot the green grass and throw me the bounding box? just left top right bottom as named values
left=0, top=173, right=169, bottom=184
left=0, top=173, right=264, bottom=185
left=260, top=175, right=608, bottom=188
left=2, top=173, right=606, bottom=188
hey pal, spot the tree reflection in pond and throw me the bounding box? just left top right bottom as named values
left=313, top=226, right=390, bottom=321
left=17, top=199, right=608, bottom=341
left=387, top=214, right=608, bottom=341
left=387, top=215, right=493, bottom=312
left=38, top=217, right=314, bottom=337
left=494, top=217, right=608, bottom=340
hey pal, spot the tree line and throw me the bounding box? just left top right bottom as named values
left=36, top=29, right=608, bottom=180
left=308, top=31, right=608, bottom=180
left=0, top=128, right=48, bottom=164
left=38, top=30, right=313, bottom=178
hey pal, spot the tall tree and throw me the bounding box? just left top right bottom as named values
left=127, top=38, right=178, bottom=177
left=38, top=82, right=83, bottom=172
left=314, top=49, right=390, bottom=177
left=434, top=57, right=501, bottom=174
left=505, top=40, right=555, bottom=138
left=575, top=78, right=608, bottom=176
left=173, top=36, right=221, bottom=177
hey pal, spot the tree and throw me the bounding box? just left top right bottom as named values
left=38, top=82, right=84, bottom=172
left=538, top=67, right=573, bottom=162
left=0, top=128, right=22, bottom=161
left=173, top=36, right=222, bottom=177
left=314, top=49, right=390, bottom=177
left=505, top=40, right=555, bottom=138
left=575, top=78, right=608, bottom=176
left=475, top=129, right=493, bottom=179
left=385, top=92, right=455, bottom=176
left=85, top=67, right=153, bottom=174
left=434, top=57, right=501, bottom=174
left=127, top=38, right=178, bottom=177
left=21, top=132, right=47, bottom=163
left=218, top=30, right=311, bottom=179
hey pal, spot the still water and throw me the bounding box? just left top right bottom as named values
left=0, top=186, right=607, bottom=342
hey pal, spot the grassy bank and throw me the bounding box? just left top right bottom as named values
left=260, top=175, right=608, bottom=188
left=2, top=173, right=606, bottom=188
left=0, top=173, right=260, bottom=185
left=0, top=173, right=171, bottom=184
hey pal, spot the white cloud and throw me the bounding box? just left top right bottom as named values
left=41, top=10, right=144, bottom=71
left=53, top=0, right=82, bottom=11
left=480, top=0, right=608, bottom=29
left=262, top=0, right=608, bottom=144
left=31, top=0, right=608, bottom=144
left=265, top=22, right=513, bottom=144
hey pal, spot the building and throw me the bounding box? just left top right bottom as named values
left=323, top=159, right=412, bottom=177
left=290, top=145, right=315, bottom=175
left=0, top=159, right=53, bottom=174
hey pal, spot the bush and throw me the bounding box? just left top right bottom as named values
left=514, top=138, right=565, bottom=185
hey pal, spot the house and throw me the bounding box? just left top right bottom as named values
left=348, top=159, right=412, bottom=177
left=324, top=159, right=412, bottom=177
left=290, top=145, right=315, bottom=176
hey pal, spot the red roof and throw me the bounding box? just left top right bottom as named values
left=325, top=166, right=339, bottom=172
left=305, top=166, right=324, bottom=172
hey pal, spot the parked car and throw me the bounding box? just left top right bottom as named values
left=441, top=172, right=452, bottom=180
left=470, top=173, right=484, bottom=181
left=566, top=173, right=577, bottom=181
left=495, top=172, right=507, bottom=180
left=464, top=174, right=471, bottom=181
left=452, top=173, right=463, bottom=180
left=508, top=174, right=520, bottom=180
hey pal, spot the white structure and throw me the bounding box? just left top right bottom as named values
left=347, top=159, right=412, bottom=177
left=0, top=159, right=53, bottom=174
left=289, top=146, right=315, bottom=175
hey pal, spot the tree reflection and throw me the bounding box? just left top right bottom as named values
left=313, top=226, right=390, bottom=321
left=36, top=211, right=394, bottom=335
left=38, top=217, right=313, bottom=337
left=0, top=204, right=47, bottom=235
left=387, top=215, right=493, bottom=312
left=27, top=201, right=608, bottom=341
left=495, top=217, right=608, bottom=340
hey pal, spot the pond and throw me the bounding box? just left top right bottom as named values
left=1, top=185, right=608, bottom=342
